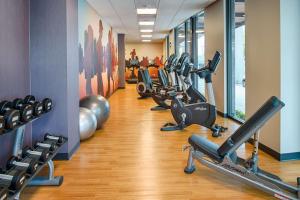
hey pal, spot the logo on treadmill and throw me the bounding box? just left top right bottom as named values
left=194, top=106, right=207, bottom=111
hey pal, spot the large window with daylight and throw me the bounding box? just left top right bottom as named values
left=176, top=23, right=185, bottom=56
left=227, top=0, right=246, bottom=121
left=186, top=19, right=192, bottom=56
left=196, top=12, right=205, bottom=94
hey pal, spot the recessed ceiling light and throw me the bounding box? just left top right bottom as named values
left=140, top=29, right=153, bottom=33
left=141, top=35, right=152, bottom=38
left=137, top=8, right=157, bottom=15
left=139, top=21, right=155, bottom=26
left=142, top=39, right=151, bottom=42
left=178, top=34, right=185, bottom=38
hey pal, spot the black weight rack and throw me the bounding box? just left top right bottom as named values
left=0, top=109, right=66, bottom=200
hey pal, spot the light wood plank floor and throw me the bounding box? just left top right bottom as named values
left=23, top=84, right=300, bottom=199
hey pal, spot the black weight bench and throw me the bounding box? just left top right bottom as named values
left=184, top=96, right=300, bottom=199
left=187, top=96, right=284, bottom=163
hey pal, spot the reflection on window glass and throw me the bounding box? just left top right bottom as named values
left=196, top=12, right=205, bottom=94
left=176, top=23, right=185, bottom=56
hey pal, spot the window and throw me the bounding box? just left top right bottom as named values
left=196, top=12, right=205, bottom=94
left=227, top=0, right=246, bottom=121
left=176, top=23, right=185, bottom=56
left=186, top=19, right=192, bottom=56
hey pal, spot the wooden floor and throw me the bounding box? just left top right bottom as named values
left=23, top=84, right=300, bottom=200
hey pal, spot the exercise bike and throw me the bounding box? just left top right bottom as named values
left=161, top=51, right=227, bottom=137
left=150, top=53, right=189, bottom=110
left=136, top=54, right=178, bottom=99
left=184, top=96, right=300, bottom=200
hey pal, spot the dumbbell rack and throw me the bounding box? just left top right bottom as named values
left=1, top=112, right=67, bottom=200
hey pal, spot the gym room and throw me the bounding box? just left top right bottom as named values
left=0, top=0, right=299, bottom=199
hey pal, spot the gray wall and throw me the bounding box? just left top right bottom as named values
left=0, top=0, right=30, bottom=166
left=30, top=0, right=80, bottom=158
left=118, top=34, right=126, bottom=89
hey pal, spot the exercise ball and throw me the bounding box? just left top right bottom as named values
left=80, top=95, right=110, bottom=129
left=79, top=107, right=97, bottom=141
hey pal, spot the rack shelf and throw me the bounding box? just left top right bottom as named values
left=8, top=138, right=67, bottom=200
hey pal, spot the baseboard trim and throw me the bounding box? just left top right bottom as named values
left=54, top=140, right=80, bottom=160
left=247, top=138, right=300, bottom=161
left=217, top=110, right=228, bottom=118
left=118, top=86, right=126, bottom=89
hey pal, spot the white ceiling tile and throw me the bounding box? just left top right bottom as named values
left=87, top=0, right=216, bottom=42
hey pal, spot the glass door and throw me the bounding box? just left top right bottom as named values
left=227, top=0, right=246, bottom=121
left=196, top=12, right=205, bottom=94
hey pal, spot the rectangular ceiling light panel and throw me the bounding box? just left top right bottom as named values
left=140, top=29, right=153, bottom=33
left=139, top=21, right=155, bottom=25
left=137, top=8, right=157, bottom=15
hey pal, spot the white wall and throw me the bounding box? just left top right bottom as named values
left=280, top=0, right=300, bottom=154
left=205, top=0, right=227, bottom=113
left=169, top=29, right=175, bottom=55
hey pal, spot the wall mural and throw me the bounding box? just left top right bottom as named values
left=78, top=0, right=118, bottom=99
left=125, top=49, right=164, bottom=79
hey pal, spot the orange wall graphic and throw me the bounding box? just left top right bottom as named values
left=79, top=0, right=118, bottom=99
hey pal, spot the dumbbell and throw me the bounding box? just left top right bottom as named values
left=11, top=98, right=33, bottom=122
left=0, top=116, right=5, bottom=133
left=23, top=95, right=44, bottom=117
left=22, top=147, right=50, bottom=163
left=0, top=101, right=20, bottom=129
left=0, top=186, right=8, bottom=200
left=7, top=156, right=39, bottom=175
left=35, top=140, right=58, bottom=152
left=0, top=167, right=26, bottom=191
left=42, top=98, right=53, bottom=113
left=44, top=133, right=65, bottom=145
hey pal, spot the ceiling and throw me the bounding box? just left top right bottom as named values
left=87, top=0, right=216, bottom=43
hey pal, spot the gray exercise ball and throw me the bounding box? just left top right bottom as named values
left=79, top=107, right=97, bottom=141
left=80, top=95, right=110, bottom=129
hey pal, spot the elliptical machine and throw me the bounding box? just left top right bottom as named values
left=161, top=51, right=227, bottom=137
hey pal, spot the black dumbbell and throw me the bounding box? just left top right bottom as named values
left=44, top=133, right=65, bottom=145
left=22, top=147, right=50, bottom=163
left=11, top=98, right=33, bottom=123
left=35, top=140, right=58, bottom=152
left=23, top=95, right=44, bottom=117
left=0, top=101, right=20, bottom=129
left=42, top=98, right=53, bottom=112
left=0, top=116, right=5, bottom=133
left=0, top=186, right=8, bottom=200
left=7, top=156, right=39, bottom=175
left=0, top=167, right=26, bottom=191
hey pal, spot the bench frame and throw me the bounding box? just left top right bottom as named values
left=184, top=130, right=300, bottom=200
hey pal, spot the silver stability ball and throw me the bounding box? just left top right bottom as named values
left=80, top=95, right=110, bottom=129
left=79, top=107, right=97, bottom=141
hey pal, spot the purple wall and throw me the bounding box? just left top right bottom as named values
left=0, top=0, right=30, bottom=167
left=118, top=34, right=126, bottom=89
left=30, top=0, right=80, bottom=158
left=0, top=0, right=80, bottom=166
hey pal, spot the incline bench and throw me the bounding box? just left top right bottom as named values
left=184, top=96, right=300, bottom=200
